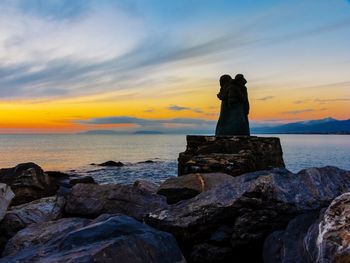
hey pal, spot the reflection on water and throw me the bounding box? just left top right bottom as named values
left=0, top=134, right=348, bottom=184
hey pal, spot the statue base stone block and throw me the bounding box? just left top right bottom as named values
left=178, top=135, right=285, bottom=176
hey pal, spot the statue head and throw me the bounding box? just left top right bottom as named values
left=220, top=74, right=232, bottom=87
left=235, top=74, right=247, bottom=85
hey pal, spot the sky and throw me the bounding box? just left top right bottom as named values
left=0, top=0, right=349, bottom=133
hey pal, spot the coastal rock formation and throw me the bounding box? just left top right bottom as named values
left=133, top=179, right=158, bottom=193
left=157, top=173, right=234, bottom=204
left=264, top=192, right=350, bottom=263
left=95, top=161, right=124, bottom=167
left=148, top=166, right=350, bottom=262
left=178, top=135, right=284, bottom=176
left=1, top=214, right=185, bottom=263
left=46, top=171, right=96, bottom=188
left=65, top=183, right=167, bottom=220
left=0, top=184, right=14, bottom=221
left=0, top=196, right=64, bottom=238
left=0, top=163, right=57, bottom=205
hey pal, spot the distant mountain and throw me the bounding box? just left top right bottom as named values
left=134, top=130, right=165, bottom=135
left=252, top=118, right=350, bottom=134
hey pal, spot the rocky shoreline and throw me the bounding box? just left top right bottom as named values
left=0, top=136, right=350, bottom=262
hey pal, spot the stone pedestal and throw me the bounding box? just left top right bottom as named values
left=178, top=135, right=285, bottom=176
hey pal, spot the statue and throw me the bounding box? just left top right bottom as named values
left=215, top=74, right=250, bottom=136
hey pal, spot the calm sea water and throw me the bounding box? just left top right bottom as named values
left=0, top=134, right=348, bottom=184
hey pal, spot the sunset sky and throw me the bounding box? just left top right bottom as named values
left=0, top=0, right=349, bottom=133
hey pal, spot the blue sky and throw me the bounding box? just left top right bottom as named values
left=0, top=0, right=349, bottom=133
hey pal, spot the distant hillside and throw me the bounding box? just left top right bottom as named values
left=252, top=118, right=350, bottom=134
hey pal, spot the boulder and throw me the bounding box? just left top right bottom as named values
left=133, top=180, right=159, bottom=194
left=65, top=183, right=167, bottom=220
left=147, top=166, right=350, bottom=262
left=263, top=213, right=319, bottom=263
left=1, top=214, right=186, bottom=263
left=0, top=196, right=64, bottom=238
left=264, top=192, right=350, bottom=263
left=95, top=161, right=124, bottom=167
left=0, top=184, right=14, bottom=221
left=157, top=173, right=234, bottom=204
left=0, top=163, right=57, bottom=205
left=138, top=160, right=156, bottom=164
left=46, top=171, right=96, bottom=188
left=178, top=135, right=285, bottom=176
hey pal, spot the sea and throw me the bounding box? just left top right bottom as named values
left=0, top=134, right=349, bottom=185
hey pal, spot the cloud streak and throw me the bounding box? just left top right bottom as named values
left=167, top=104, right=203, bottom=113
left=0, top=1, right=349, bottom=100
left=283, top=109, right=315, bottom=115
left=256, top=96, right=275, bottom=101
left=79, top=116, right=215, bottom=126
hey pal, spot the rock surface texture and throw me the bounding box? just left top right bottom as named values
left=178, top=135, right=285, bottom=176
left=264, top=192, right=350, bottom=263
left=65, top=183, right=168, bottom=220
left=0, top=184, right=14, bottom=221
left=148, top=166, right=350, bottom=262
left=0, top=163, right=57, bottom=205
left=0, top=196, right=64, bottom=238
left=157, top=173, right=234, bottom=204
left=1, top=214, right=185, bottom=263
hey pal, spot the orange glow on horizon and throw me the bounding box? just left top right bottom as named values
left=0, top=80, right=348, bottom=133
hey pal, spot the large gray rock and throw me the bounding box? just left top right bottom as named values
left=178, top=135, right=285, bottom=176
left=147, top=166, right=350, bottom=262
left=0, top=163, right=57, bottom=205
left=0, top=196, right=64, bottom=238
left=1, top=214, right=186, bottom=263
left=157, top=173, right=234, bottom=204
left=65, top=183, right=168, bottom=220
left=0, top=184, right=14, bottom=221
left=133, top=179, right=159, bottom=194
left=264, top=192, right=350, bottom=263
left=46, top=171, right=96, bottom=188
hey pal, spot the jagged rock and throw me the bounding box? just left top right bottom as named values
left=147, top=166, right=350, bottom=262
left=264, top=192, right=350, bottom=263
left=3, top=217, right=90, bottom=256
left=263, top=212, right=319, bottom=263
left=1, top=214, right=185, bottom=263
left=157, top=173, right=234, bottom=204
left=0, top=184, right=14, bottom=221
left=96, top=161, right=124, bottom=167
left=0, top=196, right=64, bottom=238
left=46, top=171, right=96, bottom=188
left=0, top=163, right=57, bottom=205
left=138, top=160, right=156, bottom=164
left=69, top=176, right=96, bottom=185
left=133, top=180, right=158, bottom=194
left=65, top=183, right=167, bottom=220
left=178, top=135, right=285, bottom=176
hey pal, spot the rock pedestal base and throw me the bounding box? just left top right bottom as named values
left=178, top=135, right=285, bottom=176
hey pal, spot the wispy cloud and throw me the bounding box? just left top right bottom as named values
left=167, top=105, right=190, bottom=111
left=256, top=96, right=275, bottom=101
left=0, top=1, right=349, bottom=100
left=283, top=109, right=314, bottom=115
left=167, top=104, right=203, bottom=113
left=315, top=98, right=350, bottom=104
left=78, top=115, right=216, bottom=133
left=79, top=116, right=215, bottom=125
left=293, top=99, right=310, bottom=104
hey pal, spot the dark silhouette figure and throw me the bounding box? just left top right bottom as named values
left=215, top=74, right=250, bottom=136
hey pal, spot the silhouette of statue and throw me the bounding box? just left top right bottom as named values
left=215, top=74, right=250, bottom=136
